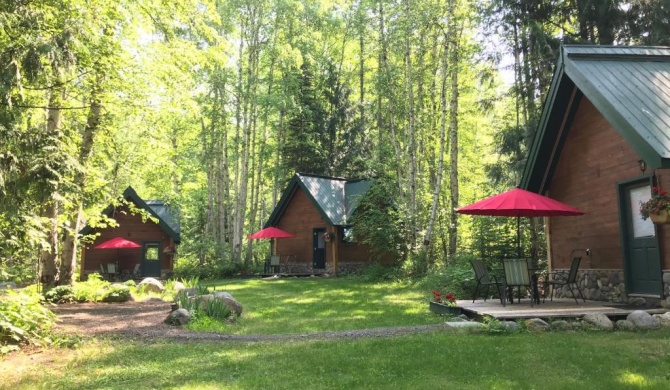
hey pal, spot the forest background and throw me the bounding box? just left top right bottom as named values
left=1, top=0, right=669, bottom=286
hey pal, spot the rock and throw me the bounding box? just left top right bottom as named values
left=141, top=297, right=165, bottom=303
left=550, top=320, right=570, bottom=331
left=445, top=317, right=467, bottom=322
left=663, top=272, right=670, bottom=284
left=165, top=308, right=190, bottom=326
left=627, top=310, right=660, bottom=330
left=525, top=318, right=550, bottom=332
left=499, top=321, right=520, bottom=331
left=582, top=313, right=614, bottom=331
left=615, top=319, right=636, bottom=331
left=138, top=277, right=165, bottom=293
left=172, top=281, right=186, bottom=292
left=178, top=287, right=199, bottom=297
left=213, top=291, right=236, bottom=300
left=0, top=282, right=17, bottom=290
left=191, top=294, right=243, bottom=317
left=456, top=314, right=470, bottom=321
left=629, top=297, right=647, bottom=306
left=652, top=312, right=670, bottom=328
left=444, top=322, right=484, bottom=329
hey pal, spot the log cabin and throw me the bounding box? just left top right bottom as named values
left=265, top=173, right=396, bottom=275
left=79, top=186, right=180, bottom=280
left=521, top=45, right=670, bottom=308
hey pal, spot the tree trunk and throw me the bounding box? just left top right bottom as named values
left=447, top=0, right=461, bottom=259
left=59, top=86, right=103, bottom=285
left=422, top=21, right=450, bottom=259
left=404, top=0, right=417, bottom=247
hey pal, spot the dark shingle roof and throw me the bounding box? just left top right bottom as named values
left=522, top=45, right=670, bottom=192
left=266, top=173, right=374, bottom=227
left=80, top=187, right=181, bottom=243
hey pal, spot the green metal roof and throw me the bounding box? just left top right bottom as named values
left=80, top=186, right=181, bottom=243
left=522, top=45, right=670, bottom=193
left=266, top=173, right=373, bottom=227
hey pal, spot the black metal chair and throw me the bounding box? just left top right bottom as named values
left=470, top=259, right=505, bottom=305
left=544, top=256, right=586, bottom=304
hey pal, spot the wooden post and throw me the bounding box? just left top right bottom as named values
left=331, top=227, right=339, bottom=276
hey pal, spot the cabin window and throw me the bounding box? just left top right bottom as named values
left=340, top=227, right=356, bottom=243
left=145, top=244, right=160, bottom=260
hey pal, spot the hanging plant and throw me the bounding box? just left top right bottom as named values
left=322, top=232, right=332, bottom=242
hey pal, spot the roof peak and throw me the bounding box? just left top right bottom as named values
left=297, top=172, right=369, bottom=183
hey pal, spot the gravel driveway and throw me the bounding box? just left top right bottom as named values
left=52, top=301, right=449, bottom=342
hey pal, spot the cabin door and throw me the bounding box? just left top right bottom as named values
left=312, top=229, right=326, bottom=269
left=619, top=179, right=663, bottom=297
left=142, top=242, right=162, bottom=277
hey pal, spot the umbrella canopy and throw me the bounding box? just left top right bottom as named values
left=94, top=237, right=141, bottom=249
left=248, top=226, right=295, bottom=240
left=456, top=188, right=584, bottom=217
left=456, top=188, right=584, bottom=258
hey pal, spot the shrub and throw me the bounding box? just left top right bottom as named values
left=360, top=262, right=401, bottom=282
left=0, top=289, right=56, bottom=354
left=44, top=285, right=75, bottom=304
left=123, top=279, right=137, bottom=287
left=72, top=273, right=111, bottom=302
left=101, top=284, right=132, bottom=303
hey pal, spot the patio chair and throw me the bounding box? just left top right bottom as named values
left=106, top=262, right=119, bottom=281
left=544, top=257, right=585, bottom=304
left=270, top=255, right=281, bottom=274
left=132, top=263, right=141, bottom=279
left=501, top=258, right=534, bottom=307
left=470, top=259, right=505, bottom=305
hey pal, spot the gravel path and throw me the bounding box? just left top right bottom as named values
left=52, top=301, right=449, bottom=342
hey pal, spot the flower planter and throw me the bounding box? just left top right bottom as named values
left=649, top=212, right=670, bottom=224
left=429, top=301, right=463, bottom=316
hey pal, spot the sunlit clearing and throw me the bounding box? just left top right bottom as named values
left=617, top=371, right=648, bottom=387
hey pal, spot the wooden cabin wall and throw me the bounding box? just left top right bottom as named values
left=547, top=97, right=670, bottom=271
left=276, top=189, right=329, bottom=264
left=82, top=205, right=173, bottom=277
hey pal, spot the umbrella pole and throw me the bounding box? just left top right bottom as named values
left=517, top=216, right=521, bottom=258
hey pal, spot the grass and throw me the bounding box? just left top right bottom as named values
left=189, top=277, right=443, bottom=334
left=3, top=277, right=670, bottom=389
left=4, top=330, right=670, bottom=389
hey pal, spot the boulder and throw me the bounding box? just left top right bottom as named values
left=192, top=294, right=243, bottom=317
left=172, top=281, right=186, bottom=292
left=615, top=319, right=636, bottom=331
left=165, top=308, right=190, bottom=326
left=627, top=310, right=660, bottom=330
left=177, top=287, right=199, bottom=298
left=213, top=291, right=236, bottom=300
left=549, top=320, right=570, bottom=331
left=499, top=321, right=520, bottom=331
left=582, top=313, right=614, bottom=331
left=445, top=317, right=468, bottom=323
left=0, top=282, right=17, bottom=290
left=138, top=277, right=165, bottom=294
left=525, top=318, right=550, bottom=332
left=652, top=312, right=670, bottom=328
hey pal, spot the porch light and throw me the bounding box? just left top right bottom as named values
left=638, top=159, right=647, bottom=173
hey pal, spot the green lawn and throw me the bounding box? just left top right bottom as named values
left=5, top=331, right=670, bottom=389
left=4, top=277, right=670, bottom=389
left=192, top=278, right=444, bottom=334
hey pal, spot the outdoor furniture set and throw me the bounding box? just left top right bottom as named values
left=471, top=257, right=586, bottom=306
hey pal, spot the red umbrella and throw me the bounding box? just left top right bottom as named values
left=456, top=188, right=584, bottom=217
left=248, top=227, right=295, bottom=239
left=94, top=237, right=141, bottom=249
left=456, top=188, right=584, bottom=256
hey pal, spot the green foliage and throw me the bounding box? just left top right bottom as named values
left=44, top=285, right=75, bottom=304
left=359, top=262, right=401, bottom=282
left=72, top=273, right=110, bottom=302
left=351, top=179, right=406, bottom=262
left=173, top=256, right=252, bottom=280
left=416, top=252, right=478, bottom=301
left=0, top=289, right=56, bottom=354
left=101, top=284, right=131, bottom=303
